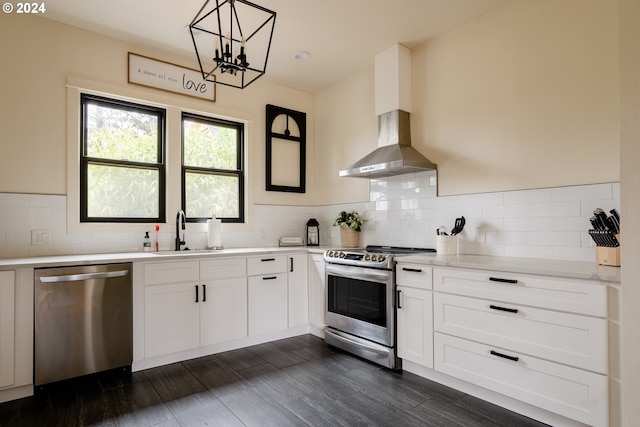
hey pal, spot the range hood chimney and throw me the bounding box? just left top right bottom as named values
left=339, top=44, right=436, bottom=179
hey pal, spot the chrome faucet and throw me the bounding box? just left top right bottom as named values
left=175, top=209, right=186, bottom=251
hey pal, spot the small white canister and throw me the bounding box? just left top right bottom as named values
left=436, top=235, right=458, bottom=255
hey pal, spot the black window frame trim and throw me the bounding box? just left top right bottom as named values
left=181, top=111, right=245, bottom=224
left=80, top=93, right=167, bottom=223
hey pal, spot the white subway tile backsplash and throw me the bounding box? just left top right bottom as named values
left=503, top=188, right=552, bottom=205
left=483, top=204, right=526, bottom=218
left=526, top=201, right=580, bottom=217
left=551, top=183, right=612, bottom=202
left=526, top=231, right=581, bottom=247
left=504, top=217, right=553, bottom=232
left=0, top=179, right=620, bottom=262
left=505, top=244, right=554, bottom=260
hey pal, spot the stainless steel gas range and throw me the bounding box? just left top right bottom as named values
left=323, top=245, right=435, bottom=370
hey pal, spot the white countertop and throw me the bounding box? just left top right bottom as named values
left=395, top=253, right=621, bottom=283
left=0, top=247, right=620, bottom=283
left=0, top=246, right=328, bottom=270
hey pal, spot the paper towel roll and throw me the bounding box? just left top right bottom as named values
left=207, top=217, right=222, bottom=249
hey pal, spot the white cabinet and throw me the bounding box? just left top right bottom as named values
left=434, top=333, right=608, bottom=427
left=0, top=271, right=15, bottom=388
left=308, top=253, right=326, bottom=330
left=247, top=254, right=288, bottom=336
left=144, top=282, right=201, bottom=357
left=200, top=258, right=247, bottom=346
left=248, top=274, right=288, bottom=336
left=432, top=266, right=609, bottom=427
left=396, top=263, right=433, bottom=369
left=397, top=286, right=433, bottom=368
left=434, top=292, right=607, bottom=373
left=287, top=253, right=308, bottom=328
left=143, top=257, right=247, bottom=358
left=200, top=277, right=247, bottom=346
left=0, top=268, right=33, bottom=403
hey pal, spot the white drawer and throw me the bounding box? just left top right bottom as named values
left=144, top=261, right=199, bottom=285
left=247, top=255, right=287, bottom=276
left=396, top=263, right=432, bottom=290
left=434, top=333, right=608, bottom=427
left=434, top=293, right=608, bottom=373
left=200, top=257, right=246, bottom=280
left=433, top=267, right=607, bottom=317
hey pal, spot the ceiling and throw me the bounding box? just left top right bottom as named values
left=42, top=0, right=512, bottom=93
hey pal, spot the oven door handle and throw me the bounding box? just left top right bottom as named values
left=325, top=264, right=392, bottom=283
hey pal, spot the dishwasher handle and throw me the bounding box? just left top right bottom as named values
left=39, top=270, right=129, bottom=283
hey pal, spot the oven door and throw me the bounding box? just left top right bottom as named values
left=325, top=263, right=394, bottom=347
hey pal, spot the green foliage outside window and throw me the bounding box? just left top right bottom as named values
left=182, top=114, right=244, bottom=222
left=81, top=94, right=165, bottom=222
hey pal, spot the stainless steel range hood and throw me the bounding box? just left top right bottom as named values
left=339, top=109, right=436, bottom=178
left=340, top=44, right=436, bottom=179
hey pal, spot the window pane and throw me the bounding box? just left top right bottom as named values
left=86, top=103, right=159, bottom=163
left=183, top=119, right=238, bottom=169
left=87, top=164, right=159, bottom=218
left=185, top=172, right=239, bottom=218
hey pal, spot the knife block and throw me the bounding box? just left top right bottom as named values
left=595, top=234, right=620, bottom=267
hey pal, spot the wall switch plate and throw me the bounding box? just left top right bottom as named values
left=31, top=229, right=50, bottom=245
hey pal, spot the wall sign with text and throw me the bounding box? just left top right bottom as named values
left=128, top=53, right=216, bottom=102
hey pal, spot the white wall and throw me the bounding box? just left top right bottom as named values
left=0, top=15, right=315, bottom=208
left=314, top=0, right=620, bottom=203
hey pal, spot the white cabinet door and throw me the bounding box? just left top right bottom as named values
left=434, top=333, right=608, bottom=427
left=248, top=274, right=288, bottom=336
left=308, top=254, right=326, bottom=328
left=0, top=271, right=15, bottom=388
left=287, top=254, right=308, bottom=328
left=397, top=286, right=433, bottom=368
left=144, top=282, right=200, bottom=358
left=200, top=277, right=247, bottom=346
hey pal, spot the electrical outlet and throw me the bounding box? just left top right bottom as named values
left=31, top=229, right=50, bottom=245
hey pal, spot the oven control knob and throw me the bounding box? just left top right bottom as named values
left=376, top=254, right=386, bottom=262
left=364, top=254, right=371, bottom=261
left=339, top=251, right=346, bottom=258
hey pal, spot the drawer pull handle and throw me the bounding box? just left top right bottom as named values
left=490, top=350, right=519, bottom=362
left=263, top=276, right=277, bottom=280
left=396, top=289, right=402, bottom=309
left=261, top=258, right=276, bottom=262
left=489, top=277, right=518, bottom=284
left=489, top=304, right=519, bottom=314
left=402, top=267, right=422, bottom=273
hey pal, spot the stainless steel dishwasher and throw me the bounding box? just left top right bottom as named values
left=34, top=263, right=133, bottom=386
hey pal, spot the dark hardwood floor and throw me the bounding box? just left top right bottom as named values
left=0, top=334, right=548, bottom=426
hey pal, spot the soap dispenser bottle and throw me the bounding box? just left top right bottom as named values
left=143, top=231, right=152, bottom=252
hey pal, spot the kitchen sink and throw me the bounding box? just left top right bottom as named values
left=150, top=249, right=222, bottom=256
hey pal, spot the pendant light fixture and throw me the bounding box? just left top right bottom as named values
left=189, top=0, right=276, bottom=89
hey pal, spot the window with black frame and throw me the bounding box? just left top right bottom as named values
left=80, top=94, right=166, bottom=223
left=181, top=112, right=245, bottom=223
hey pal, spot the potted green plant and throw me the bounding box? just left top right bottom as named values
left=333, top=210, right=364, bottom=248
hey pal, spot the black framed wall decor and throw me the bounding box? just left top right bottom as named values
left=266, top=104, right=306, bottom=193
